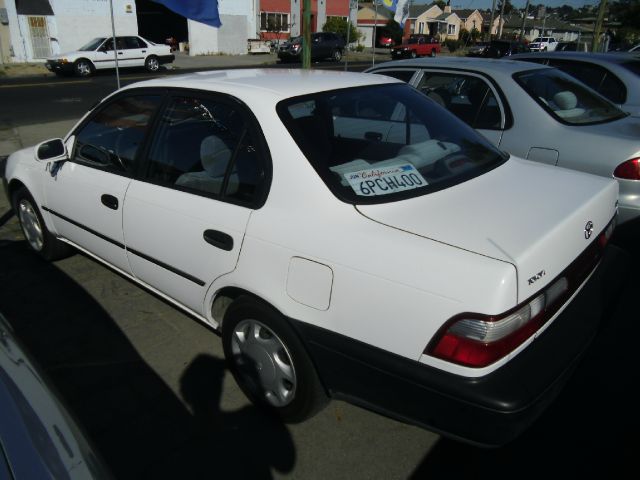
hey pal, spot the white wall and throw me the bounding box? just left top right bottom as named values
left=317, top=0, right=326, bottom=31
left=189, top=0, right=256, bottom=55
left=6, top=0, right=137, bottom=62
left=357, top=25, right=373, bottom=48
left=290, top=0, right=300, bottom=37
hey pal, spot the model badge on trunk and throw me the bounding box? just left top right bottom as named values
left=584, top=221, right=594, bottom=239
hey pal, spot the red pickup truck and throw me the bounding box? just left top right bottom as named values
left=391, top=34, right=441, bottom=59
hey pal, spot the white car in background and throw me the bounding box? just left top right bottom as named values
left=529, top=37, right=558, bottom=52
left=45, top=36, right=174, bottom=77
left=2, top=69, right=619, bottom=446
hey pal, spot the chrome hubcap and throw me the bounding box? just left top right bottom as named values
left=18, top=199, right=44, bottom=251
left=148, top=58, right=159, bottom=71
left=77, top=62, right=90, bottom=76
left=231, top=319, right=296, bottom=407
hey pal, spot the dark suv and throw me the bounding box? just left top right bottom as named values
left=483, top=40, right=530, bottom=58
left=278, top=32, right=345, bottom=63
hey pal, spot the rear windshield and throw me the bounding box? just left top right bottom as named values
left=621, top=60, right=640, bottom=77
left=514, top=68, right=627, bottom=125
left=276, top=84, right=506, bottom=204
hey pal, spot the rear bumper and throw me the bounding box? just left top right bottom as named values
left=291, top=245, right=625, bottom=447
left=157, top=54, right=175, bottom=65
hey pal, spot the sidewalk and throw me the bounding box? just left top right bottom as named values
left=0, top=49, right=390, bottom=79
left=0, top=119, right=78, bottom=158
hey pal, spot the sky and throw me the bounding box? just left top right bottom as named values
left=412, top=0, right=601, bottom=10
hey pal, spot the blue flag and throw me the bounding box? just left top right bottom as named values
left=382, top=0, right=410, bottom=27
left=154, top=0, right=222, bottom=28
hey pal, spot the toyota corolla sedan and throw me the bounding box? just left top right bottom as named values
left=2, top=70, right=619, bottom=446
left=367, top=57, right=640, bottom=226
left=45, top=36, right=174, bottom=77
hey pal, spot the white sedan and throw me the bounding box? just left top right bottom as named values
left=2, top=69, right=618, bottom=446
left=45, top=36, right=174, bottom=77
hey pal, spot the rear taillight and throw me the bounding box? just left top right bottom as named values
left=427, top=277, right=568, bottom=368
left=427, top=217, right=616, bottom=368
left=613, top=158, right=640, bottom=180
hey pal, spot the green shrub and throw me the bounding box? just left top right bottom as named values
left=445, top=39, right=461, bottom=52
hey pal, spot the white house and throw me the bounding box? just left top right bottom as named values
left=2, top=0, right=260, bottom=63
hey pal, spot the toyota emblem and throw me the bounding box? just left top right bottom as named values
left=584, top=221, right=594, bottom=239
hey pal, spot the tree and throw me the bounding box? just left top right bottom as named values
left=435, top=0, right=446, bottom=9
left=498, top=0, right=514, bottom=15
left=322, top=17, right=359, bottom=44
left=384, top=19, right=404, bottom=44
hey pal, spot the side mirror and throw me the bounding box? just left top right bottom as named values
left=35, top=138, right=67, bottom=161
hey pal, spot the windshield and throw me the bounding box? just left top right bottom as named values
left=79, top=38, right=106, bottom=51
left=276, top=84, right=506, bottom=204
left=514, top=68, right=627, bottom=125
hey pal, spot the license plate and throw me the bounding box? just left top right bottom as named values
left=344, top=163, right=428, bottom=196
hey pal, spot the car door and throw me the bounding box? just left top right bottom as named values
left=122, top=36, right=148, bottom=68
left=123, top=93, right=270, bottom=315
left=413, top=70, right=505, bottom=146
left=92, top=38, right=116, bottom=70
left=43, top=93, right=163, bottom=273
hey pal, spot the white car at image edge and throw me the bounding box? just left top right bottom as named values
left=1, top=69, right=620, bottom=446
left=45, top=35, right=174, bottom=77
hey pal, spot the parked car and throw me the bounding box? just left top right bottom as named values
left=0, top=313, right=109, bottom=478
left=629, top=44, right=640, bottom=53
left=510, top=52, right=640, bottom=117
left=3, top=69, right=619, bottom=446
left=555, top=41, right=589, bottom=52
left=482, top=40, right=530, bottom=57
left=45, top=36, right=174, bottom=77
left=367, top=57, right=640, bottom=225
left=466, top=41, right=489, bottom=57
left=528, top=36, right=558, bottom=52
left=277, top=32, right=345, bottom=62
left=391, top=34, right=440, bottom=59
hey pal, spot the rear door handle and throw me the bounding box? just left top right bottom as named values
left=203, top=229, right=233, bottom=251
left=141, top=50, right=146, bottom=53
left=101, top=194, right=119, bottom=210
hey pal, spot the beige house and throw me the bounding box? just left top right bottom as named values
left=412, top=4, right=443, bottom=36
left=455, top=8, right=484, bottom=34
left=411, top=4, right=464, bottom=41
left=482, top=12, right=504, bottom=36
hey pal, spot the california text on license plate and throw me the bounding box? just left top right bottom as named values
left=344, top=164, right=428, bottom=196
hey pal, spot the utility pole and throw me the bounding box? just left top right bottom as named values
left=372, top=0, right=378, bottom=67
left=302, top=0, right=311, bottom=69
left=498, top=0, right=506, bottom=39
left=591, top=0, right=607, bottom=53
left=520, top=0, right=530, bottom=41
left=488, top=0, right=497, bottom=41
left=109, top=0, right=120, bottom=89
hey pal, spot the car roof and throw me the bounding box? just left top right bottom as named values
left=370, top=57, right=547, bottom=76
left=121, top=68, right=401, bottom=100
left=511, top=51, right=638, bottom=65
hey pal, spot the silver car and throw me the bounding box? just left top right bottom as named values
left=366, top=57, right=640, bottom=225
left=509, top=52, right=640, bottom=117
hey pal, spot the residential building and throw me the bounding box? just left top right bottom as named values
left=0, top=0, right=10, bottom=63
left=356, top=2, right=391, bottom=48
left=260, top=0, right=350, bottom=41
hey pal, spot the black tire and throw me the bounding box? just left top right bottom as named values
left=430, top=49, right=437, bottom=57
left=145, top=55, right=160, bottom=72
left=222, top=296, right=328, bottom=423
left=73, top=59, right=93, bottom=77
left=12, top=187, right=73, bottom=261
left=410, top=50, right=418, bottom=59
left=332, top=49, right=342, bottom=62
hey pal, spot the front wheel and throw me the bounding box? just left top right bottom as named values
left=410, top=50, right=418, bottom=59
left=145, top=55, right=160, bottom=72
left=12, top=187, right=73, bottom=261
left=73, top=59, right=93, bottom=77
left=430, top=49, right=437, bottom=57
left=222, top=297, right=328, bottom=423
left=332, top=49, right=342, bottom=62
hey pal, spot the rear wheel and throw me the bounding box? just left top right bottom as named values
left=430, top=49, right=437, bottom=57
left=145, top=55, right=160, bottom=72
left=222, top=297, right=328, bottom=423
left=12, top=187, right=73, bottom=261
left=410, top=50, right=418, bottom=59
left=332, top=49, right=342, bottom=62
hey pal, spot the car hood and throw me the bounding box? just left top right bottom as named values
left=47, top=50, right=84, bottom=60
left=356, top=157, right=618, bottom=302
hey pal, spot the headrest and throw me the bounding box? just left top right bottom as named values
left=553, top=91, right=578, bottom=110
left=200, top=136, right=232, bottom=177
